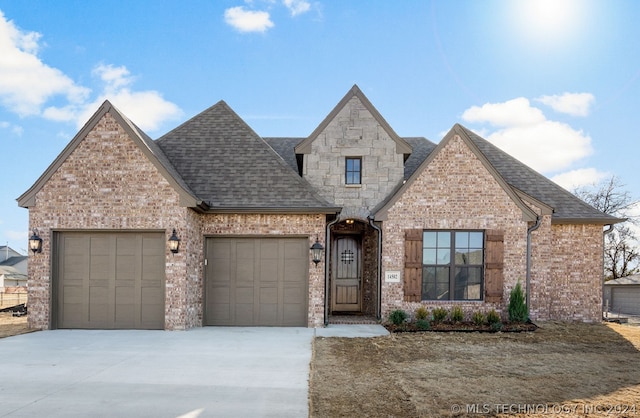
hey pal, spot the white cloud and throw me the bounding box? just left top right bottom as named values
left=536, top=92, right=595, bottom=117
left=72, top=64, right=183, bottom=132
left=461, top=97, right=593, bottom=173
left=0, top=120, right=23, bottom=136
left=0, top=10, right=90, bottom=116
left=461, top=98, right=545, bottom=127
left=224, top=6, right=274, bottom=33
left=283, top=0, right=311, bottom=16
left=0, top=13, right=181, bottom=133
left=551, top=168, right=610, bottom=191
left=5, top=229, right=26, bottom=241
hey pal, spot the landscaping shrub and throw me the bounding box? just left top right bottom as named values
left=508, top=281, right=529, bottom=323
left=451, top=306, right=464, bottom=323
left=432, top=307, right=448, bottom=323
left=486, top=309, right=501, bottom=325
left=416, top=319, right=431, bottom=330
left=490, top=321, right=503, bottom=332
left=472, top=311, right=486, bottom=326
left=388, top=309, right=408, bottom=325
left=415, top=305, right=429, bottom=321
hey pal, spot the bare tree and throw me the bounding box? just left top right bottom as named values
left=574, top=176, right=640, bottom=280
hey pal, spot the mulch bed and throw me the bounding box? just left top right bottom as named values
left=385, top=320, right=537, bottom=333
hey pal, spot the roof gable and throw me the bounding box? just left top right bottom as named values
left=156, top=101, right=339, bottom=213
left=374, top=124, right=538, bottom=222
left=17, top=101, right=199, bottom=209
left=294, top=85, right=412, bottom=155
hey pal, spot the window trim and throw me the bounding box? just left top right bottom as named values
left=421, top=230, right=485, bottom=301
left=345, top=157, right=362, bottom=185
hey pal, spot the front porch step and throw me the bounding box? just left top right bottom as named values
left=328, top=315, right=380, bottom=325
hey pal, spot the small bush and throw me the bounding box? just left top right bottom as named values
left=486, top=309, right=501, bottom=325
left=490, top=321, right=503, bottom=332
left=508, top=281, right=529, bottom=323
left=451, top=306, right=464, bottom=323
left=472, top=311, right=486, bottom=326
left=416, top=319, right=431, bottom=330
left=415, top=305, right=429, bottom=321
left=388, top=309, right=408, bottom=325
left=432, top=307, right=448, bottom=323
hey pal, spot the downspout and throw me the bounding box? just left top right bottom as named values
left=526, top=216, right=542, bottom=310
left=324, top=216, right=341, bottom=326
left=602, top=224, right=615, bottom=318
left=368, top=216, right=383, bottom=321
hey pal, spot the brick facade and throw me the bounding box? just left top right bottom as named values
left=24, top=92, right=609, bottom=329
left=26, top=112, right=327, bottom=329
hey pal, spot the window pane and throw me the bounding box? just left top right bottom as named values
left=455, top=232, right=469, bottom=248
left=468, top=249, right=483, bottom=265
left=469, top=232, right=483, bottom=248
left=437, top=249, right=450, bottom=264
left=423, top=249, right=437, bottom=264
left=352, top=158, right=360, bottom=170
left=437, top=231, right=450, bottom=248
left=353, top=172, right=360, bottom=183
left=424, top=232, right=437, bottom=248
left=422, top=266, right=449, bottom=300
left=454, top=267, right=482, bottom=300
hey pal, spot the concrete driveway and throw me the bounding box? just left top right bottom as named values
left=0, top=325, right=387, bottom=418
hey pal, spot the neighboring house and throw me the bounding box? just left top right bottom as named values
left=18, top=85, right=621, bottom=330
left=604, top=275, right=640, bottom=316
left=0, top=265, right=28, bottom=290
left=0, top=255, right=28, bottom=276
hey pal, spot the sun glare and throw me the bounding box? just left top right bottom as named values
left=509, top=0, right=588, bottom=49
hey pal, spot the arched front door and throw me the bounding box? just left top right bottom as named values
left=331, top=235, right=362, bottom=312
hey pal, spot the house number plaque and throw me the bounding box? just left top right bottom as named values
left=385, top=271, right=401, bottom=283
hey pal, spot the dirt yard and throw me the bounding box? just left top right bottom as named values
left=0, top=312, right=32, bottom=338
left=310, top=322, right=640, bottom=417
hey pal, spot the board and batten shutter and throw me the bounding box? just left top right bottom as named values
left=404, top=229, right=423, bottom=302
left=484, top=230, right=505, bottom=302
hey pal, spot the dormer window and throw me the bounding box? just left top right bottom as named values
left=345, top=157, right=361, bottom=185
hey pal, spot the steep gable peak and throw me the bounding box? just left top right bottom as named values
left=295, top=84, right=412, bottom=154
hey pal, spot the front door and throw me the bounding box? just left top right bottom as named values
left=332, top=235, right=362, bottom=312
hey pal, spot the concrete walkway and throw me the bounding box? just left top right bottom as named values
left=0, top=325, right=388, bottom=418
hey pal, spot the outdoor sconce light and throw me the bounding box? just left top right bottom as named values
left=28, top=230, right=43, bottom=254
left=345, top=219, right=355, bottom=225
left=310, top=236, right=324, bottom=267
left=168, top=229, right=181, bottom=254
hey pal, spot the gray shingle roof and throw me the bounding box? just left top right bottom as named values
left=460, top=126, right=619, bottom=222
left=266, top=127, right=617, bottom=223
left=156, top=102, right=338, bottom=212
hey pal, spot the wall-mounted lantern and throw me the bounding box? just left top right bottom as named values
left=168, top=229, right=181, bottom=254
left=28, top=230, right=43, bottom=254
left=310, top=236, right=324, bottom=267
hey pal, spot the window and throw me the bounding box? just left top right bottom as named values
left=345, top=157, right=361, bottom=184
left=422, top=230, right=484, bottom=301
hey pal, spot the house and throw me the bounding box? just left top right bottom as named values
left=604, top=274, right=640, bottom=316
left=18, top=85, right=620, bottom=330
left=0, top=245, right=27, bottom=275
left=0, top=265, right=28, bottom=290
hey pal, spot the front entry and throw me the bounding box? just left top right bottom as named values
left=332, top=235, right=362, bottom=312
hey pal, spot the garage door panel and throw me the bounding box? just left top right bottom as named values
left=611, top=287, right=640, bottom=315
left=205, top=237, right=308, bottom=326
left=57, top=232, right=165, bottom=329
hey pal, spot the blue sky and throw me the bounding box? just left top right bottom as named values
left=1, top=0, right=639, bottom=253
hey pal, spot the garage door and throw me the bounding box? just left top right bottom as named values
left=611, top=286, right=640, bottom=315
left=205, top=237, right=308, bottom=326
left=55, top=232, right=165, bottom=329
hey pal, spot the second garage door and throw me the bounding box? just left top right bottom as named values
left=55, top=232, right=165, bottom=329
left=611, top=286, right=640, bottom=315
left=205, top=237, right=308, bottom=326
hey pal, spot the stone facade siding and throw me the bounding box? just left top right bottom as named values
left=379, top=135, right=529, bottom=320
left=303, top=96, right=405, bottom=218
left=27, top=112, right=190, bottom=330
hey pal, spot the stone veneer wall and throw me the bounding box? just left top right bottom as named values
left=27, top=112, right=190, bottom=330
left=380, top=135, right=529, bottom=320
left=303, top=96, right=405, bottom=218
left=200, top=213, right=327, bottom=327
